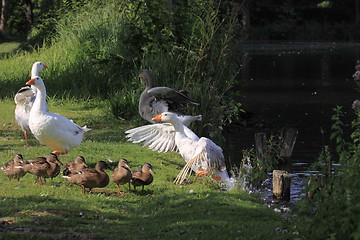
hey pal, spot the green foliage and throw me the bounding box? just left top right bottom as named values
left=238, top=135, right=283, bottom=190
left=0, top=0, right=242, bottom=138
left=330, top=106, right=347, bottom=154
left=294, top=106, right=360, bottom=239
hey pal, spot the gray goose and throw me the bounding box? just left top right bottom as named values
left=138, top=69, right=201, bottom=125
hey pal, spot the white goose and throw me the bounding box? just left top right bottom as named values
left=26, top=76, right=90, bottom=154
left=14, top=62, right=48, bottom=146
left=125, top=69, right=201, bottom=152
left=152, top=112, right=234, bottom=189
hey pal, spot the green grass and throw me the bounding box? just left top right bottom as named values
left=0, top=98, right=292, bottom=239
left=0, top=42, right=21, bottom=56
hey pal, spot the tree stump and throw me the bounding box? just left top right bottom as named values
left=272, top=170, right=292, bottom=202
left=280, top=127, right=298, bottom=158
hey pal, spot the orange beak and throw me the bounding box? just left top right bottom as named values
left=196, top=170, right=208, bottom=177
left=213, top=176, right=222, bottom=181
left=152, top=114, right=162, bottom=121
left=26, top=78, right=35, bottom=85
left=43, top=64, right=48, bottom=69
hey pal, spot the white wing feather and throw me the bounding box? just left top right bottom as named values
left=125, top=123, right=199, bottom=153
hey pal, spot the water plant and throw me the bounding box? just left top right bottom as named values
left=238, top=134, right=284, bottom=192
left=294, top=106, right=360, bottom=239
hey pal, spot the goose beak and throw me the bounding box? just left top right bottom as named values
left=152, top=114, right=162, bottom=122
left=43, top=64, right=48, bottom=69
left=26, top=78, right=35, bottom=85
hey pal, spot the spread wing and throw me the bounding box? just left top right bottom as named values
left=125, top=123, right=200, bottom=153
left=125, top=123, right=177, bottom=152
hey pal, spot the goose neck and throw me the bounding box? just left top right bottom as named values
left=32, top=83, right=47, bottom=113
left=171, top=119, right=186, bottom=135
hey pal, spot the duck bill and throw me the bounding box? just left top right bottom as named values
left=151, top=114, right=162, bottom=122
left=26, top=78, right=35, bottom=85
left=43, top=64, right=48, bottom=69
left=150, top=169, right=156, bottom=174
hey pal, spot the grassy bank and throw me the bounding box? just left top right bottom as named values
left=0, top=98, right=291, bottom=239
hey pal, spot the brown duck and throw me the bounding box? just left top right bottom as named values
left=44, top=153, right=63, bottom=180
left=131, top=163, right=155, bottom=191
left=111, top=158, right=132, bottom=194
left=63, top=155, right=88, bottom=176
left=1, top=154, right=26, bottom=180
left=22, top=153, right=62, bottom=185
left=63, top=161, right=112, bottom=193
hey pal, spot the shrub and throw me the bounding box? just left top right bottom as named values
left=294, top=106, right=360, bottom=239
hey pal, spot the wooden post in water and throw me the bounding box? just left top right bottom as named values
left=272, top=170, right=292, bottom=202
left=255, top=132, right=267, bottom=164
left=280, top=127, right=298, bottom=158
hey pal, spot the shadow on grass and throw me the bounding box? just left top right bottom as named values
left=0, top=189, right=290, bottom=240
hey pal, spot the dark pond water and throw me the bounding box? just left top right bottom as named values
left=224, top=42, right=360, bottom=201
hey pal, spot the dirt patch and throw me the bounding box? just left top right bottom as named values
left=0, top=221, right=100, bottom=239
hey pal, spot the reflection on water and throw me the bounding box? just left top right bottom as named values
left=225, top=42, right=360, bottom=201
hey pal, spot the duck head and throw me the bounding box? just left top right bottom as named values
left=46, top=153, right=63, bottom=166
left=96, top=161, right=113, bottom=171
left=31, top=62, right=48, bottom=77
left=118, top=158, right=131, bottom=170
left=26, top=76, right=44, bottom=87
left=74, top=156, right=88, bottom=167
left=14, top=154, right=24, bottom=163
left=142, top=162, right=156, bottom=174
left=152, top=112, right=179, bottom=124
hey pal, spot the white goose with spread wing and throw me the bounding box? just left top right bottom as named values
left=152, top=112, right=234, bottom=189
left=26, top=76, right=90, bottom=154
left=125, top=69, right=201, bottom=152
left=14, top=62, right=48, bottom=146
